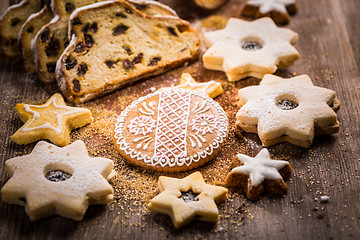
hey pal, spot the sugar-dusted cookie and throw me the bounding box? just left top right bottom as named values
left=242, top=0, right=298, bottom=25
left=203, top=17, right=299, bottom=82
left=225, top=148, right=292, bottom=201
left=114, top=88, right=228, bottom=172
left=1, top=140, right=114, bottom=221
left=148, top=171, right=228, bottom=228
left=11, top=93, right=92, bottom=146
left=236, top=74, right=341, bottom=148
left=164, top=73, right=223, bottom=98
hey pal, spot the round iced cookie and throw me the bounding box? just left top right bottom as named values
left=114, top=88, right=228, bottom=172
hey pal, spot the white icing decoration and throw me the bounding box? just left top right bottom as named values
left=21, top=95, right=87, bottom=135
left=248, top=0, right=295, bottom=14
left=127, top=115, right=156, bottom=135
left=114, top=89, right=228, bottom=168
left=191, top=114, right=217, bottom=135
left=139, top=101, right=156, bottom=115
left=232, top=148, right=289, bottom=186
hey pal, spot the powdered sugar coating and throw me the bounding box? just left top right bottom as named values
left=248, top=0, right=295, bottom=14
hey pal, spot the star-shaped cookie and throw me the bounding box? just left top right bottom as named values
left=11, top=93, right=93, bottom=146
left=236, top=74, right=340, bottom=147
left=1, top=140, right=114, bottom=221
left=164, top=73, right=223, bottom=98
left=242, top=0, right=298, bottom=25
left=203, top=17, right=299, bottom=81
left=225, top=148, right=292, bottom=200
left=147, top=171, right=228, bottom=228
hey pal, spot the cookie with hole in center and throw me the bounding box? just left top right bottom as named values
left=203, top=17, right=299, bottom=82
left=147, top=171, right=228, bottom=228
left=114, top=88, right=228, bottom=172
left=236, top=74, right=341, bottom=148
left=1, top=140, right=114, bottom=221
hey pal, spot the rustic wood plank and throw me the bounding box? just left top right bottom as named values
left=0, top=0, right=359, bottom=239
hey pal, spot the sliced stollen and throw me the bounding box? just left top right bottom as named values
left=19, top=5, right=53, bottom=73
left=33, top=0, right=178, bottom=83
left=0, top=0, right=45, bottom=60
left=56, top=1, right=200, bottom=103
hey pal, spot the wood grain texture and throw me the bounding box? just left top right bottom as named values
left=0, top=0, right=359, bottom=239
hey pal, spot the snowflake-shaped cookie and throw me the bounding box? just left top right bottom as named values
left=147, top=172, right=227, bottom=228
left=1, top=140, right=114, bottom=221
left=236, top=74, right=340, bottom=147
left=11, top=93, right=92, bottom=146
left=225, top=148, right=292, bottom=200
left=242, top=0, right=298, bottom=25
left=203, top=17, right=299, bottom=81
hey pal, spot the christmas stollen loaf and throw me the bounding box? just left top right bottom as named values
left=56, top=0, right=200, bottom=103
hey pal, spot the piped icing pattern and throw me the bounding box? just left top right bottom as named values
left=11, top=93, right=92, bottom=146
left=248, top=0, right=295, bottom=14
left=114, top=88, right=228, bottom=171
left=203, top=17, right=299, bottom=81
left=232, top=148, right=289, bottom=186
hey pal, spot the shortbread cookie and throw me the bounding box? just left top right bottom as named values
left=242, top=0, right=298, bottom=25
left=56, top=1, right=200, bottom=103
left=1, top=140, right=114, bottom=221
left=11, top=93, right=93, bottom=146
left=19, top=5, right=53, bottom=73
left=203, top=17, right=299, bottom=82
left=236, top=74, right=341, bottom=148
left=225, top=148, right=292, bottom=201
left=114, top=88, right=228, bottom=172
left=33, top=0, right=179, bottom=83
left=148, top=172, right=228, bottom=228
left=0, top=0, right=44, bottom=60
left=163, top=73, right=223, bottom=98
left=194, top=0, right=227, bottom=10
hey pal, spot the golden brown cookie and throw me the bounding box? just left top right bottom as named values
left=241, top=0, right=298, bottom=25
left=163, top=73, right=223, bottom=98
left=11, top=93, right=92, bottom=146
left=225, top=148, right=292, bottom=201
left=1, top=140, right=114, bottom=221
left=148, top=171, right=228, bottom=228
left=114, top=88, right=228, bottom=172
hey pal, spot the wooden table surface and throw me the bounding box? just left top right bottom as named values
left=0, top=0, right=359, bottom=239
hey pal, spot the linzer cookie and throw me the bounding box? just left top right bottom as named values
left=148, top=172, right=228, bottom=228
left=1, top=140, right=114, bottom=221
left=11, top=93, right=93, bottom=146
left=242, top=0, right=298, bottom=25
left=114, top=88, right=228, bottom=172
left=225, top=148, right=292, bottom=200
left=236, top=74, right=341, bottom=148
left=203, top=17, right=299, bottom=82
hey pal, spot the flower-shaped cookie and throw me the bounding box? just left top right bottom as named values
left=164, top=73, right=223, bottom=98
left=236, top=74, right=340, bottom=147
left=147, top=172, right=227, bottom=228
left=242, top=0, right=298, bottom=25
left=225, top=148, right=292, bottom=200
left=203, top=17, right=299, bottom=81
left=1, top=140, right=114, bottom=221
left=11, top=93, right=92, bottom=146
